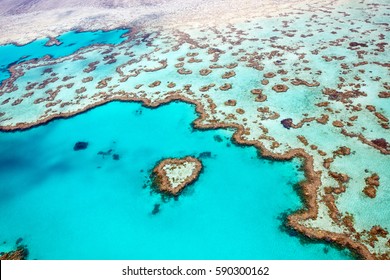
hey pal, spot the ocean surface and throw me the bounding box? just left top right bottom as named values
left=0, top=30, right=353, bottom=259
left=0, top=101, right=353, bottom=259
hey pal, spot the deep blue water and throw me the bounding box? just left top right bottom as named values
left=0, top=101, right=353, bottom=259
left=0, top=29, right=129, bottom=82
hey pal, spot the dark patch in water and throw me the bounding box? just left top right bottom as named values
left=257, top=151, right=276, bottom=164
left=281, top=118, right=293, bottom=129
left=16, top=237, right=23, bottom=245
left=141, top=33, right=152, bottom=42
left=323, top=247, right=329, bottom=254
left=73, top=141, right=88, bottom=151
left=290, top=181, right=305, bottom=205
left=17, top=245, right=29, bottom=259
left=349, top=42, right=368, bottom=47
left=161, top=195, right=170, bottom=203
left=371, top=138, right=389, bottom=150
left=199, top=151, right=212, bottom=159
left=113, top=154, right=120, bottom=160
left=98, top=149, right=112, bottom=156
left=4, top=55, right=31, bottom=71
left=214, top=135, right=223, bottom=142
left=152, top=204, right=160, bottom=215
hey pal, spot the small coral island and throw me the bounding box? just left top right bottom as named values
left=151, top=156, right=203, bottom=195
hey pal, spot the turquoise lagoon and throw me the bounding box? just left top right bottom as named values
left=0, top=29, right=129, bottom=82
left=0, top=101, right=353, bottom=259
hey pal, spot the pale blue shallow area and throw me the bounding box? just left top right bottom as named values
left=0, top=29, right=129, bottom=82
left=0, top=101, right=353, bottom=259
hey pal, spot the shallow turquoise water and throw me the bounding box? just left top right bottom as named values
left=0, top=29, right=129, bottom=82
left=0, top=26, right=353, bottom=260
left=0, top=101, right=353, bottom=259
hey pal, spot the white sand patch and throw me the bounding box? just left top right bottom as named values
left=163, top=161, right=198, bottom=189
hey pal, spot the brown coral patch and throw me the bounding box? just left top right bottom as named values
left=219, top=83, right=232, bottom=91
left=174, top=62, right=184, bottom=68
left=255, top=94, right=267, bottom=102
left=226, top=63, right=238, bottom=69
left=261, top=79, right=269, bottom=85
left=363, top=185, right=377, bottom=198
left=271, top=141, right=280, bottom=149
left=365, top=226, right=389, bottom=247
left=177, top=68, right=192, bottom=75
left=222, top=71, right=236, bottom=79
left=83, top=61, right=99, bottom=73
left=317, top=150, right=327, bottom=157
left=199, top=69, right=212, bottom=76
left=374, top=112, right=389, bottom=123
left=316, top=114, right=329, bottom=124
left=371, top=138, right=389, bottom=150
left=65, top=83, right=74, bottom=89
left=149, top=81, right=161, bottom=88
left=332, top=120, right=344, bottom=127
left=251, top=89, right=263, bottom=95
left=224, top=99, right=237, bottom=106
left=81, top=76, right=93, bottom=83
left=76, top=87, right=86, bottom=94
left=251, top=88, right=267, bottom=102
left=316, top=102, right=329, bottom=107
left=0, top=246, right=28, bottom=260
left=323, top=88, right=367, bottom=103
left=236, top=108, right=245, bottom=114
left=329, top=171, right=350, bottom=184
left=272, top=84, right=289, bottom=92
left=188, top=57, right=202, bottom=63
left=96, top=77, right=112, bottom=89
left=349, top=42, right=368, bottom=48
left=333, top=146, right=351, bottom=157
left=322, top=194, right=340, bottom=223
left=11, top=99, right=23, bottom=106
left=199, top=84, right=215, bottom=92
left=45, top=37, right=62, bottom=47
left=167, top=82, right=176, bottom=88
left=363, top=173, right=380, bottom=198
left=264, top=72, right=276, bottom=78
left=297, top=135, right=309, bottom=146
left=379, top=91, right=390, bottom=98
left=323, top=158, right=334, bottom=169
left=291, top=78, right=320, bottom=87
left=370, top=226, right=388, bottom=238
